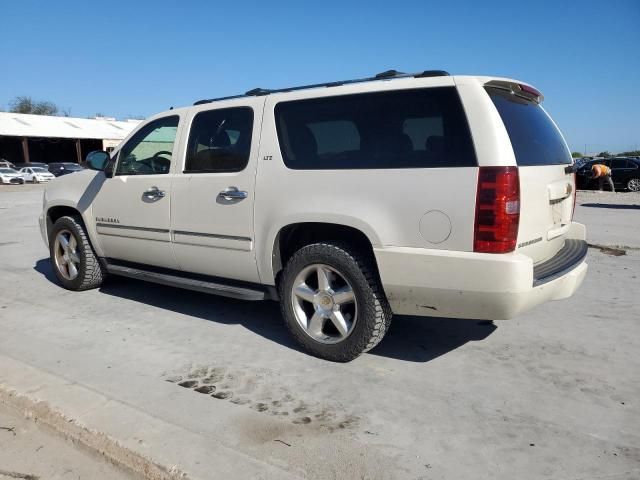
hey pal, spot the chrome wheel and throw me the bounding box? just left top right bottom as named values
left=53, top=229, right=80, bottom=280
left=628, top=178, right=640, bottom=192
left=291, top=264, right=357, bottom=344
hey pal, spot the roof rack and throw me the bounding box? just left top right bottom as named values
left=193, top=69, right=450, bottom=105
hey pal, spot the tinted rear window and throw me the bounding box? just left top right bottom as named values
left=487, top=88, right=571, bottom=166
left=275, top=87, right=476, bottom=169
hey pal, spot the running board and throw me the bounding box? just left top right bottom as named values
left=105, top=264, right=266, bottom=301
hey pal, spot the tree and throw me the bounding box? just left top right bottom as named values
left=571, top=152, right=584, bottom=158
left=9, top=96, right=60, bottom=116
left=596, top=151, right=612, bottom=158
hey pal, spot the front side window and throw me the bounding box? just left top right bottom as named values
left=275, top=87, right=476, bottom=169
left=116, top=116, right=179, bottom=175
left=185, top=107, right=253, bottom=173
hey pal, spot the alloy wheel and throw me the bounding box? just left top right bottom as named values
left=53, top=229, right=80, bottom=280
left=628, top=178, right=640, bottom=192
left=291, top=264, right=358, bottom=344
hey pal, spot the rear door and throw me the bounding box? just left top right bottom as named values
left=486, top=86, right=575, bottom=264
left=610, top=158, right=633, bottom=187
left=170, top=99, right=264, bottom=283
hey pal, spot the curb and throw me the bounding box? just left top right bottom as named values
left=0, top=385, right=186, bottom=480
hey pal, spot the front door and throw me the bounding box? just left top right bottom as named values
left=92, top=114, right=182, bottom=269
left=170, top=99, right=264, bottom=282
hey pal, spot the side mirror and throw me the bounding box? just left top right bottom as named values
left=86, top=151, right=110, bottom=171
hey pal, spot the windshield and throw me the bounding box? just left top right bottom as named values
left=64, top=164, right=83, bottom=170
left=486, top=87, right=571, bottom=166
left=32, top=167, right=49, bottom=173
left=0, top=168, right=17, bottom=174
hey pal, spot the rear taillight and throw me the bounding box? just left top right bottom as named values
left=474, top=166, right=520, bottom=253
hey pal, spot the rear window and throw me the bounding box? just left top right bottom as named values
left=275, top=87, right=476, bottom=169
left=487, top=88, right=571, bottom=166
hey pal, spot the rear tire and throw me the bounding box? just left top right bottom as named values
left=279, top=242, right=392, bottom=362
left=627, top=178, right=640, bottom=192
left=49, top=215, right=105, bottom=291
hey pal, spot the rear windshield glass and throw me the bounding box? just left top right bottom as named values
left=487, top=88, right=571, bottom=166
left=275, top=87, right=477, bottom=169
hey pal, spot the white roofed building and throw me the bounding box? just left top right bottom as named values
left=0, top=112, right=141, bottom=166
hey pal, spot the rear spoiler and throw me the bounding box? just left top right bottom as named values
left=484, top=80, right=544, bottom=104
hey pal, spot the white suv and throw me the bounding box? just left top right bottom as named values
left=39, top=70, right=587, bottom=361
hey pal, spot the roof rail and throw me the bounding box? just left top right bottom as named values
left=193, top=69, right=450, bottom=105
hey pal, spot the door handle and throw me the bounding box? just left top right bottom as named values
left=143, top=186, right=166, bottom=200
left=218, top=186, right=248, bottom=201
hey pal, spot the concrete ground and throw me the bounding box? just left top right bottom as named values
left=0, top=184, right=638, bottom=479
left=0, top=402, right=133, bottom=480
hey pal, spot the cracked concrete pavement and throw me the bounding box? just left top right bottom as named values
left=0, top=185, right=638, bottom=479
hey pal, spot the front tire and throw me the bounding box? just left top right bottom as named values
left=49, top=215, right=105, bottom=291
left=279, top=242, right=392, bottom=362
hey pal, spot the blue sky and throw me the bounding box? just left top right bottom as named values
left=1, top=0, right=638, bottom=153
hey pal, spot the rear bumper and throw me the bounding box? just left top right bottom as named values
left=374, top=222, right=588, bottom=320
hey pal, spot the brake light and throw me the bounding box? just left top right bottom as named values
left=518, top=83, right=542, bottom=98
left=474, top=167, right=520, bottom=253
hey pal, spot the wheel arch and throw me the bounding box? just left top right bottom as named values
left=45, top=203, right=104, bottom=257
left=46, top=205, right=83, bottom=239
left=270, top=222, right=378, bottom=286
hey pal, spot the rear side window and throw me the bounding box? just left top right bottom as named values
left=275, top=87, right=476, bottom=169
left=487, top=88, right=571, bottom=166
left=185, top=107, right=253, bottom=173
left=610, top=159, right=629, bottom=169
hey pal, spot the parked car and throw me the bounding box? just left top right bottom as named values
left=0, top=167, right=25, bottom=184
left=48, top=162, right=85, bottom=177
left=19, top=167, right=55, bottom=183
left=13, top=162, right=50, bottom=171
left=0, top=160, right=16, bottom=169
left=39, top=71, right=587, bottom=361
left=576, top=157, right=640, bottom=191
